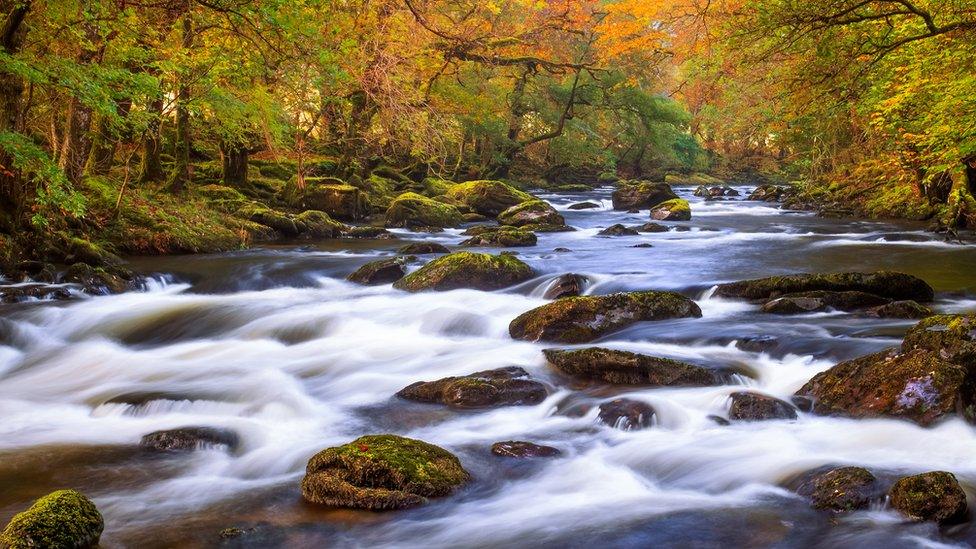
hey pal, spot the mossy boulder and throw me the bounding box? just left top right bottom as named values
left=509, top=291, right=702, bottom=344
left=347, top=258, right=408, bottom=286
left=444, top=181, right=534, bottom=217
left=460, top=227, right=537, bottom=248
left=598, top=224, right=639, bottom=237
left=61, top=262, right=131, bottom=295
left=728, top=391, right=797, bottom=421
left=397, top=242, right=450, bottom=255
left=650, top=199, right=692, bottom=221
left=497, top=200, right=565, bottom=227
left=286, top=180, right=369, bottom=221
left=748, top=185, right=787, bottom=202
left=396, top=367, right=547, bottom=409
left=518, top=223, right=575, bottom=233
left=760, top=291, right=891, bottom=314
left=868, top=300, right=933, bottom=319
left=794, top=348, right=976, bottom=426
left=393, top=252, right=535, bottom=292
left=0, top=489, right=104, bottom=548
left=301, top=434, right=469, bottom=510
left=902, top=314, right=976, bottom=364
left=343, top=226, right=395, bottom=239
left=196, top=184, right=246, bottom=202
left=568, top=202, right=601, bottom=210
left=598, top=398, right=655, bottom=430
left=384, top=192, right=463, bottom=229
left=237, top=203, right=301, bottom=236
left=665, top=172, right=724, bottom=187
left=795, top=467, right=880, bottom=513
left=714, top=271, right=935, bottom=302
left=611, top=181, right=677, bottom=211
left=889, top=471, right=968, bottom=524
left=295, top=210, right=345, bottom=238
left=543, top=348, right=720, bottom=386
left=355, top=175, right=400, bottom=212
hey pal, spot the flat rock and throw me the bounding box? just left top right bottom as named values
left=543, top=347, right=720, bottom=386
left=490, top=441, right=561, bottom=458
left=396, top=367, right=547, bottom=409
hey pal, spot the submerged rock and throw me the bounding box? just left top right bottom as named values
left=543, top=348, right=719, bottom=386
left=598, top=399, right=655, bottom=430
left=497, top=200, right=565, bottom=227
left=888, top=472, right=968, bottom=524
left=444, top=181, right=534, bottom=217
left=509, top=291, right=702, bottom=343
left=140, top=427, right=240, bottom=452
left=735, top=336, right=779, bottom=353
left=0, top=489, right=104, bottom=548
left=460, top=227, right=537, bottom=248
left=714, top=271, right=935, bottom=302
left=301, top=434, right=469, bottom=510
left=397, top=242, right=450, bottom=255
left=796, top=466, right=879, bottom=513
left=396, top=367, right=547, bottom=409
left=598, top=224, right=639, bottom=237
left=394, top=252, right=534, bottom=292
left=868, top=300, right=933, bottom=319
left=568, top=202, right=601, bottom=210
left=346, top=258, right=407, bottom=286
left=542, top=274, right=588, bottom=300
left=611, top=181, right=677, bottom=211
left=760, top=291, right=890, bottom=314
left=384, top=192, right=463, bottom=229
left=490, top=441, right=561, bottom=458
left=727, top=391, right=797, bottom=421
left=650, top=199, right=692, bottom=221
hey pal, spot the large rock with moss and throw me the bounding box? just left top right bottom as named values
left=384, top=192, right=463, bottom=229
left=714, top=271, right=935, bottom=302
left=396, top=367, right=547, bottom=409
left=794, top=348, right=976, bottom=426
left=611, top=181, right=678, bottom=211
left=509, top=291, right=702, bottom=343
left=760, top=291, right=891, bottom=314
left=287, top=180, right=370, bottom=221
left=888, top=471, right=968, bottom=524
left=795, top=466, right=880, bottom=513
left=347, top=258, right=408, bottom=286
left=444, top=181, right=534, bottom=217
left=393, top=252, right=535, bottom=292
left=543, top=348, right=719, bottom=386
left=650, top=199, right=691, bottom=221
left=295, top=210, right=345, bottom=238
left=301, top=434, right=469, bottom=510
left=0, top=489, right=104, bottom=548
left=460, top=227, right=537, bottom=248
left=902, top=314, right=976, bottom=364
left=497, top=200, right=565, bottom=227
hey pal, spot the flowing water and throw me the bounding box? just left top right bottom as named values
left=3, top=186, right=976, bottom=548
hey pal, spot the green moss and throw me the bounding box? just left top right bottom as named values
left=385, top=192, right=464, bottom=229
left=460, top=226, right=537, bottom=247
left=0, top=489, right=103, bottom=548
left=714, top=271, right=934, bottom=302
left=889, top=471, right=968, bottom=523
left=393, top=251, right=535, bottom=292
left=195, top=184, right=246, bottom=202
left=444, top=180, right=535, bottom=217
left=497, top=200, right=565, bottom=227
left=295, top=210, right=345, bottom=238
left=664, top=172, right=724, bottom=186
left=902, top=314, right=976, bottom=363
left=650, top=198, right=692, bottom=221
left=416, top=177, right=453, bottom=197
left=543, top=347, right=717, bottom=386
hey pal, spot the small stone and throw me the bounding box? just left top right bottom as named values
left=728, top=391, right=797, bottom=421
left=598, top=224, right=639, bottom=236
left=598, top=399, right=655, bottom=430
left=140, top=427, right=240, bottom=452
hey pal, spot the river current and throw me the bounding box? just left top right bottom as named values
left=3, top=185, right=976, bottom=547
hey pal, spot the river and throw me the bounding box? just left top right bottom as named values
left=3, top=185, right=976, bottom=548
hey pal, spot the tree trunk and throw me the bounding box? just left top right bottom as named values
left=59, top=19, right=101, bottom=185
left=0, top=0, right=32, bottom=222
left=84, top=97, right=131, bottom=176
left=220, top=141, right=248, bottom=187
left=139, top=96, right=164, bottom=182
left=166, top=12, right=193, bottom=193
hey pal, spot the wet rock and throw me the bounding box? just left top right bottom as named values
left=693, top=185, right=709, bottom=197
left=708, top=415, right=731, bottom=426
left=634, top=222, right=669, bottom=233
left=497, top=200, right=565, bottom=227
left=491, top=441, right=561, bottom=458
left=748, top=184, right=787, bottom=202
left=889, top=471, right=968, bottom=524
left=728, top=391, right=797, bottom=421
left=343, top=226, right=396, bottom=239
left=0, top=283, right=72, bottom=303
left=509, top=291, right=702, bottom=344
left=519, top=223, right=575, bottom=233
left=794, top=348, right=974, bottom=426
left=725, top=188, right=741, bottom=197
left=61, top=262, right=132, bottom=295
left=568, top=202, right=601, bottom=210
left=384, top=192, right=463, bottom=229
left=394, top=251, right=535, bottom=292
left=460, top=227, right=537, bottom=248
left=302, top=434, right=469, bottom=510
left=650, top=199, right=692, bottom=221
left=346, top=258, right=407, bottom=286
left=598, top=399, right=655, bottom=430
left=543, top=348, right=720, bottom=386
left=444, top=180, right=534, bottom=217
left=290, top=182, right=370, bottom=221
left=295, top=210, right=346, bottom=238
left=397, top=242, right=450, bottom=255
left=462, top=212, right=489, bottom=223
left=598, top=224, right=639, bottom=237
left=796, top=466, right=879, bottom=512
left=0, top=489, right=103, bottom=548
left=553, top=247, right=572, bottom=253
left=632, top=243, right=654, bottom=248
left=140, top=427, right=240, bottom=452
left=760, top=291, right=891, bottom=314
left=396, top=367, right=547, bottom=409
left=867, top=300, right=933, bottom=319
left=543, top=274, right=588, bottom=300
left=714, top=271, right=935, bottom=302
left=611, top=181, right=678, bottom=211
left=735, top=336, right=778, bottom=353
left=902, top=314, right=976, bottom=363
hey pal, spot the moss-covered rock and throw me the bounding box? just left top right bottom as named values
left=543, top=348, right=720, bottom=386
left=343, top=226, right=395, bottom=239
left=902, top=314, right=976, bottom=364
left=611, top=181, right=677, bottom=211
left=516, top=223, right=575, bottom=233
left=888, top=471, right=968, bottom=524
left=347, top=258, right=408, bottom=286
left=635, top=222, right=669, bottom=233
left=497, top=200, right=565, bottom=227
left=0, top=489, right=104, bottom=548
left=286, top=180, right=370, bottom=221
left=509, top=291, right=702, bottom=343
left=61, top=262, right=132, bottom=295
left=444, top=180, right=534, bottom=217
left=650, top=198, right=692, bottom=221
left=760, top=291, right=891, bottom=314
left=460, top=226, right=537, bottom=248
left=237, top=203, right=301, bottom=236
left=397, top=242, right=450, bottom=255
left=728, top=391, right=797, bottom=421
left=714, top=271, right=935, bottom=302
left=196, top=184, right=247, bottom=202
left=396, top=367, right=547, bottom=409
left=748, top=185, right=788, bottom=202
left=665, top=172, right=724, bottom=187
left=794, top=348, right=976, bottom=426
left=295, top=210, right=345, bottom=238
left=868, top=300, right=933, bottom=319
left=301, top=434, right=469, bottom=510
left=795, top=467, right=880, bottom=513
left=393, top=251, right=535, bottom=292
left=568, top=202, right=601, bottom=210
left=598, top=398, right=655, bottom=430
left=356, top=174, right=400, bottom=212
left=384, top=192, right=463, bottom=229
left=598, top=224, right=639, bottom=237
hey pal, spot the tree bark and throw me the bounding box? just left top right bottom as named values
left=138, top=95, right=164, bottom=182
left=220, top=140, right=248, bottom=187
left=166, top=11, right=193, bottom=193
left=0, top=0, right=32, bottom=222
left=59, top=18, right=101, bottom=185
left=84, top=96, right=131, bottom=177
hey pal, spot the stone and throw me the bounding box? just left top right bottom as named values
left=397, top=242, right=450, bottom=255
left=598, top=399, right=655, bottom=430
left=396, top=367, right=547, bottom=409
left=0, top=490, right=103, bottom=549
left=727, top=391, right=797, bottom=421
left=347, top=258, right=407, bottom=286
left=611, top=181, right=678, bottom=211
left=889, top=471, right=968, bottom=524
left=490, top=441, right=561, bottom=458
left=394, top=252, right=535, bottom=292
left=598, top=224, right=639, bottom=236
left=714, top=271, right=935, bottom=302
left=650, top=199, right=692, bottom=221
left=140, top=427, right=240, bottom=452
left=796, top=466, right=879, bottom=512
left=543, top=348, right=719, bottom=386
left=497, top=200, right=565, bottom=227
left=542, top=274, right=588, bottom=300
left=384, top=193, right=463, bottom=229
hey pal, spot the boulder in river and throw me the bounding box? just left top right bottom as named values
left=509, top=291, right=702, bottom=344
left=795, top=466, right=879, bottom=513
left=491, top=441, right=561, bottom=458
left=888, top=471, right=968, bottom=524
left=568, top=202, right=601, bottom=210
left=902, top=314, right=976, bottom=363
left=289, top=181, right=370, bottom=221
left=444, top=181, right=534, bottom=217
left=394, top=252, right=535, bottom=292
left=0, top=489, right=104, bottom=548
left=384, top=192, right=463, bottom=229
left=760, top=291, right=891, bottom=314
left=650, top=199, right=692, bottom=221
left=543, top=348, right=720, bottom=386
left=598, top=224, right=639, bottom=237
left=543, top=274, right=588, bottom=300
left=140, top=426, right=240, bottom=452
left=747, top=185, right=786, bottom=202
left=519, top=223, right=575, bottom=233
left=397, top=242, right=450, bottom=255
left=460, top=227, right=537, bottom=248
left=347, top=258, right=408, bottom=286
left=714, top=271, right=935, bottom=302
left=727, top=391, right=797, bottom=421
left=867, top=300, right=933, bottom=319
left=343, top=226, right=395, bottom=239
left=634, top=222, right=669, bottom=233
left=598, top=398, right=655, bottom=430
left=396, top=367, right=547, bottom=409
left=301, top=434, right=469, bottom=510
left=611, top=181, right=678, bottom=211
left=497, top=200, right=565, bottom=227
